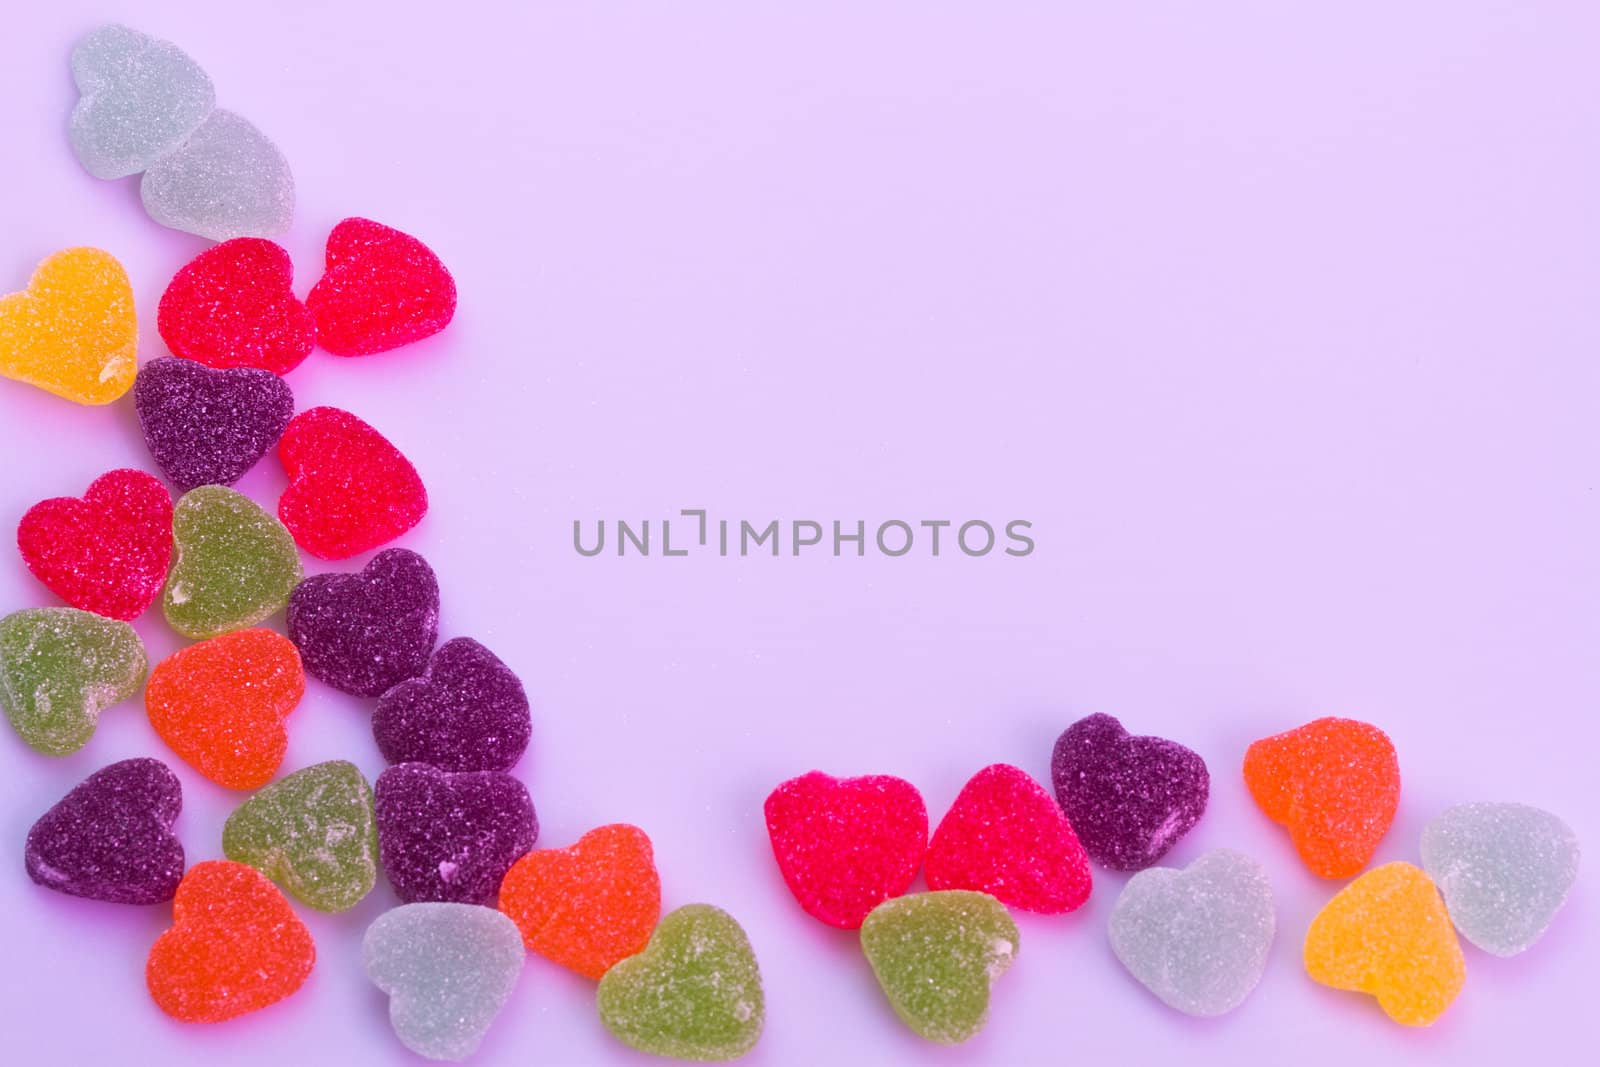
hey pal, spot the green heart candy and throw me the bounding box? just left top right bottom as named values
left=0, top=607, right=147, bottom=756
left=163, top=485, right=303, bottom=639
left=860, top=890, right=1019, bottom=1044
left=597, top=904, right=764, bottom=1061
left=222, top=759, right=379, bottom=912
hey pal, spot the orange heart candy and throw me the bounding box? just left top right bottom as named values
left=498, top=823, right=661, bottom=979
left=0, top=247, right=137, bottom=404
left=146, top=628, right=305, bottom=789
left=147, top=860, right=315, bottom=1023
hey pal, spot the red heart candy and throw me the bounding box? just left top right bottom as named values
left=305, top=217, right=456, bottom=356
left=764, top=770, right=927, bottom=929
left=17, top=469, right=173, bottom=620
left=157, top=238, right=316, bottom=376
left=277, top=406, right=428, bottom=560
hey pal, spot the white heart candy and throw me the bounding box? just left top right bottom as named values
left=140, top=109, right=294, bottom=241
left=69, top=24, right=215, bottom=179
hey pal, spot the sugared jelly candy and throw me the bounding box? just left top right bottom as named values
left=1108, top=849, right=1275, bottom=1017
left=1051, top=713, right=1209, bottom=871
left=141, top=109, right=294, bottom=241
left=375, top=763, right=537, bottom=905
left=1420, top=802, right=1580, bottom=957
left=135, top=356, right=294, bottom=493
left=163, top=485, right=303, bottom=640
left=17, top=468, right=172, bottom=620
left=277, top=406, right=428, bottom=560
left=146, top=628, right=304, bottom=789
left=860, top=890, right=1018, bottom=1044
left=69, top=24, right=214, bottom=179
left=763, top=770, right=927, bottom=929
left=287, top=547, right=439, bottom=697
left=373, top=638, right=531, bottom=772
left=306, top=218, right=457, bottom=356
left=222, top=759, right=378, bottom=912
left=1303, top=861, right=1464, bottom=1027
left=498, top=823, right=661, bottom=980
left=0, top=247, right=137, bottom=405
left=925, top=763, right=1091, bottom=914
left=157, top=238, right=316, bottom=375
left=597, top=904, right=764, bottom=1061
left=146, top=860, right=315, bottom=1023
left=0, top=607, right=146, bottom=755
left=1243, top=716, right=1400, bottom=879
left=365, top=903, right=525, bottom=1061
left=26, top=758, right=184, bottom=905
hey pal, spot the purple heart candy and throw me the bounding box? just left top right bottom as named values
left=1051, top=713, right=1209, bottom=871
left=134, top=356, right=294, bottom=493
left=287, top=548, right=440, bottom=697
left=25, top=758, right=186, bottom=904
left=373, top=637, right=532, bottom=772
left=375, top=763, right=538, bottom=905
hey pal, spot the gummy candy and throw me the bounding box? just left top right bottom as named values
left=141, top=109, right=294, bottom=241
left=1303, top=861, right=1464, bottom=1027
left=134, top=357, right=293, bottom=493
left=17, top=468, right=173, bottom=621
left=860, top=890, right=1018, bottom=1045
left=925, top=763, right=1091, bottom=914
left=1051, top=713, right=1209, bottom=871
left=597, top=903, right=764, bottom=1061
left=365, top=903, right=525, bottom=1062
left=0, top=247, right=137, bottom=405
left=156, top=238, right=316, bottom=375
left=222, top=759, right=378, bottom=912
left=1420, top=802, right=1580, bottom=957
left=68, top=24, right=215, bottom=179
left=1108, top=849, right=1275, bottom=1017
left=373, top=638, right=531, bottom=772
left=146, top=859, right=315, bottom=1023
left=375, top=763, right=537, bottom=905
left=306, top=218, right=457, bottom=356
left=498, top=823, right=661, bottom=980
left=145, top=628, right=304, bottom=790
left=163, top=485, right=303, bottom=640
left=286, top=548, right=439, bottom=697
left=1243, top=716, right=1400, bottom=879
left=763, top=770, right=927, bottom=929
left=0, top=607, right=146, bottom=756
left=25, top=758, right=184, bottom=905
left=277, top=406, right=429, bottom=559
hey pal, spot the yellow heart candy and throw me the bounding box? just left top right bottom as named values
left=1303, top=861, right=1465, bottom=1026
left=0, top=247, right=137, bottom=405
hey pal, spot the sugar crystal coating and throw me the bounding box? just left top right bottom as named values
left=135, top=356, right=293, bottom=493
left=68, top=24, right=215, bottom=179
left=277, top=406, right=429, bottom=560
left=597, top=903, right=764, bottom=1061
left=373, top=637, right=531, bottom=772
left=375, top=763, right=537, bottom=905
left=156, top=238, right=315, bottom=375
left=162, top=485, right=303, bottom=639
left=306, top=218, right=457, bottom=356
left=25, top=757, right=184, bottom=905
left=141, top=109, right=294, bottom=241
left=0, top=247, right=137, bottom=405
left=365, top=903, right=525, bottom=1061
left=0, top=607, right=147, bottom=756
left=287, top=548, right=439, bottom=696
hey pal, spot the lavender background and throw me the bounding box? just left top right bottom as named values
left=1, top=3, right=1594, bottom=1064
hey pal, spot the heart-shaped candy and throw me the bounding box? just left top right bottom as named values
left=146, top=628, right=305, bottom=789
left=26, top=757, right=185, bottom=905
left=69, top=24, right=215, bottom=179
left=1303, top=861, right=1464, bottom=1027
left=373, top=637, right=531, bottom=772
left=0, top=247, right=137, bottom=405
left=498, top=823, right=661, bottom=980
left=306, top=218, right=457, bottom=356
left=763, top=770, right=928, bottom=929
left=287, top=548, right=440, bottom=696
left=1051, top=713, right=1209, bottom=871
left=1420, top=802, right=1580, bottom=957
left=17, top=468, right=173, bottom=620
left=860, top=890, right=1019, bottom=1045
left=146, top=859, right=315, bottom=1023
left=925, top=763, right=1091, bottom=914
left=156, top=238, right=316, bottom=375
left=163, top=485, right=303, bottom=640
left=222, top=759, right=378, bottom=912
left=141, top=109, right=294, bottom=241
left=277, top=406, right=428, bottom=560
left=135, top=357, right=294, bottom=493
left=597, top=904, right=765, bottom=1061
left=1243, top=716, right=1399, bottom=879
left=375, top=763, right=538, bottom=905
left=0, top=607, right=146, bottom=756
left=364, top=902, right=525, bottom=1061
left=1108, top=849, right=1275, bottom=1017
